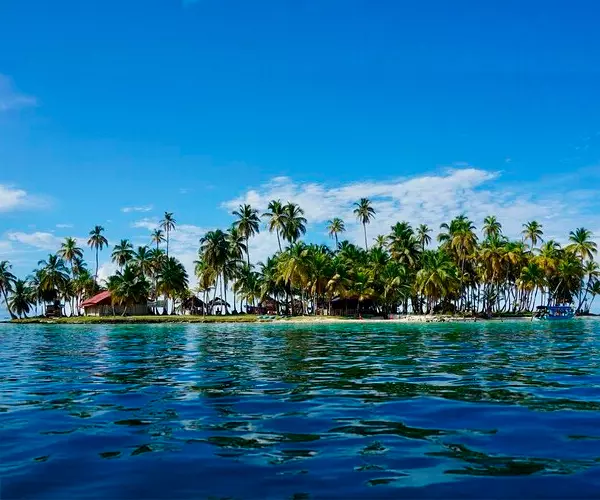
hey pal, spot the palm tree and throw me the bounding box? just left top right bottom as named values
left=58, top=237, right=84, bottom=278
left=282, top=203, right=307, bottom=244
left=133, top=246, right=153, bottom=278
left=156, top=257, right=189, bottom=314
left=483, top=216, right=502, bottom=240
left=9, top=279, right=34, bottom=318
left=326, top=218, right=346, bottom=248
left=160, top=212, right=176, bottom=257
left=0, top=261, right=17, bottom=319
left=151, top=228, right=166, bottom=251
left=232, top=204, right=260, bottom=264
left=107, top=265, right=150, bottom=316
left=353, top=198, right=376, bottom=250
left=417, top=224, right=432, bottom=251
left=263, top=199, right=286, bottom=252
left=88, top=225, right=108, bottom=283
left=37, top=254, right=70, bottom=305
left=277, top=242, right=309, bottom=315
left=111, top=239, right=134, bottom=268
left=416, top=251, right=460, bottom=312
left=567, top=228, right=597, bottom=262
left=522, top=221, right=544, bottom=250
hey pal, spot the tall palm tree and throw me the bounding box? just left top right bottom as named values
left=282, top=202, right=307, bottom=243
left=326, top=218, right=346, bottom=248
left=151, top=228, right=166, bottom=251
left=232, top=204, right=260, bottom=264
left=160, top=212, right=176, bottom=257
left=111, top=239, right=134, bottom=268
left=417, top=224, right=432, bottom=251
left=58, top=237, right=84, bottom=278
left=263, top=199, right=286, bottom=252
left=0, top=260, right=17, bottom=319
left=353, top=198, right=376, bottom=250
left=567, top=228, right=597, bottom=262
left=483, top=216, right=502, bottom=240
left=522, top=221, right=544, bottom=250
left=133, top=245, right=153, bottom=278
left=88, top=225, right=108, bottom=283
left=9, top=279, right=34, bottom=319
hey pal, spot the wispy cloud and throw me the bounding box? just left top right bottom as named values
left=6, top=231, right=64, bottom=251
left=223, top=167, right=600, bottom=260
left=56, top=223, right=73, bottom=229
left=0, top=184, right=49, bottom=212
left=121, top=205, right=153, bottom=213
left=0, top=74, right=36, bottom=111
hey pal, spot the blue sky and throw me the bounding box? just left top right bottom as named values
left=1, top=0, right=600, bottom=284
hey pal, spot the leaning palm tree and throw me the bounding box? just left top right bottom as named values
left=0, top=260, right=17, bottom=319
left=160, top=212, right=176, bottom=257
left=232, top=204, right=260, bottom=265
left=263, top=199, right=286, bottom=252
left=9, top=279, right=34, bottom=319
left=58, top=237, right=84, bottom=278
left=326, top=218, right=346, bottom=248
left=353, top=198, right=376, bottom=250
left=151, top=228, right=166, bottom=251
left=416, top=224, right=432, bottom=251
left=282, top=203, right=307, bottom=244
left=111, top=239, right=134, bottom=268
left=522, top=221, right=544, bottom=250
left=566, top=228, right=597, bottom=262
left=88, top=225, right=108, bottom=283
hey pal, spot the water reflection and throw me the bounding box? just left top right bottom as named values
left=2, top=320, right=600, bottom=498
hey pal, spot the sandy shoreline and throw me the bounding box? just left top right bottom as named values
left=5, top=314, right=518, bottom=325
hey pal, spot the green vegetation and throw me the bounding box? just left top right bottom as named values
left=2, top=198, right=600, bottom=321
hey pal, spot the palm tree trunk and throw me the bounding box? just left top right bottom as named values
left=95, top=248, right=99, bottom=284
left=166, top=230, right=169, bottom=258
left=363, top=223, right=368, bottom=250
left=246, top=236, right=251, bottom=266
left=277, top=232, right=282, bottom=252
left=335, top=234, right=339, bottom=248
left=2, top=289, right=16, bottom=319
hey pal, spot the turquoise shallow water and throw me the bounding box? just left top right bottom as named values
left=2, top=320, right=600, bottom=499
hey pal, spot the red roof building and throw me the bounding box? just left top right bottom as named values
left=82, top=291, right=149, bottom=316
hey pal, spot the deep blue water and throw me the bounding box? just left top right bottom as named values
left=2, top=320, right=600, bottom=499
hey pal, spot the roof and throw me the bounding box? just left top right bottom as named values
left=81, top=291, right=111, bottom=307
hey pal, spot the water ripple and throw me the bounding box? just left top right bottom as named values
left=2, top=320, right=600, bottom=498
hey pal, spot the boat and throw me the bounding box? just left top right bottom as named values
left=534, top=305, right=575, bottom=321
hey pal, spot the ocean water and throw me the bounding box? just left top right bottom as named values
left=2, top=320, right=600, bottom=499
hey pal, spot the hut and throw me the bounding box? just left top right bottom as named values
left=246, top=296, right=281, bottom=315
left=82, top=291, right=150, bottom=316
left=182, top=296, right=206, bottom=315
left=330, top=296, right=376, bottom=317
left=207, top=297, right=231, bottom=314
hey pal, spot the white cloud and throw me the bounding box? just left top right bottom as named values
left=6, top=231, right=63, bottom=251
left=223, top=167, right=600, bottom=252
left=132, top=217, right=159, bottom=231
left=6, top=231, right=87, bottom=252
left=121, top=205, right=153, bottom=213
left=56, top=223, right=73, bottom=229
left=0, top=74, right=36, bottom=111
left=0, top=184, right=48, bottom=212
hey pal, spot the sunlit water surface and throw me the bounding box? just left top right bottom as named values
left=2, top=320, right=600, bottom=499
